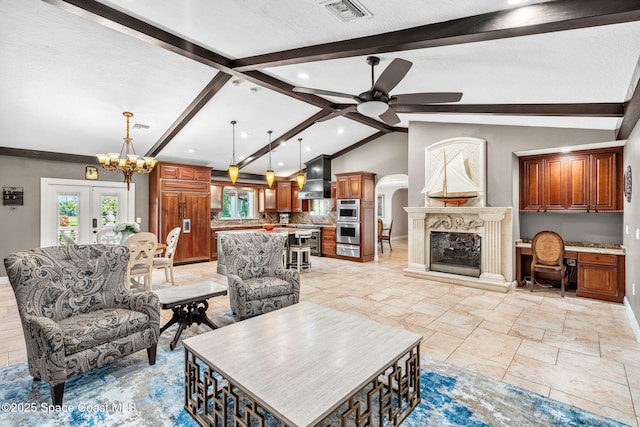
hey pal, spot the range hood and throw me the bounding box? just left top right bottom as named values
left=298, top=154, right=332, bottom=200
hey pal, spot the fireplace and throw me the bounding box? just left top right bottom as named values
left=404, top=207, right=513, bottom=293
left=430, top=231, right=481, bottom=277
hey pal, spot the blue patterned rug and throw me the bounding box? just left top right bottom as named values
left=0, top=310, right=630, bottom=427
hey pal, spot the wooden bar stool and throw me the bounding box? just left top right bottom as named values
left=289, top=230, right=312, bottom=271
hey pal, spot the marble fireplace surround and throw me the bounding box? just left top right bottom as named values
left=404, top=207, right=514, bottom=293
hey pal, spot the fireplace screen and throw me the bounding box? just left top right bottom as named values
left=430, top=231, right=481, bottom=278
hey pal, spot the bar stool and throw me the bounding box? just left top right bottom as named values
left=289, top=230, right=312, bottom=271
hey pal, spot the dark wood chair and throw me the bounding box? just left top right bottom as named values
left=530, top=230, right=567, bottom=297
left=378, top=219, right=393, bottom=252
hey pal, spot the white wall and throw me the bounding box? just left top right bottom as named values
left=623, top=121, right=640, bottom=336
left=331, top=132, right=408, bottom=179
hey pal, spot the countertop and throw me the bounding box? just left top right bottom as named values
left=211, top=224, right=335, bottom=230
left=515, top=239, right=625, bottom=255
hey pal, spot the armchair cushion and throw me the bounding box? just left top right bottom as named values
left=237, top=276, right=296, bottom=301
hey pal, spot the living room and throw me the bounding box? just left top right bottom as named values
left=2, top=1, right=640, bottom=426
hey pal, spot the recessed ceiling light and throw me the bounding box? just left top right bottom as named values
left=239, top=155, right=245, bottom=160
left=240, top=132, right=248, bottom=138
left=187, top=148, right=195, bottom=153
left=508, top=0, right=525, bottom=4
left=278, top=161, right=284, bottom=166
left=305, top=147, right=312, bottom=152
left=297, top=72, right=309, bottom=80
left=337, top=128, right=344, bottom=134
left=280, top=142, right=286, bottom=147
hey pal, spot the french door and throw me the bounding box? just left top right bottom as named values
left=40, top=178, right=135, bottom=247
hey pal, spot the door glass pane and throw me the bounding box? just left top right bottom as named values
left=221, top=187, right=256, bottom=219
left=100, top=194, right=119, bottom=227
left=58, top=193, right=79, bottom=244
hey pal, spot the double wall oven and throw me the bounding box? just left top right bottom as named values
left=336, top=199, right=361, bottom=258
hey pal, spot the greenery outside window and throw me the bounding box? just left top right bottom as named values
left=221, top=187, right=256, bottom=219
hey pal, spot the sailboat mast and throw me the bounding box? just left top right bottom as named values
left=442, top=150, right=448, bottom=197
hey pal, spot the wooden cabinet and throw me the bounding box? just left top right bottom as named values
left=276, top=181, right=292, bottom=212
left=322, top=227, right=336, bottom=257
left=519, top=148, right=622, bottom=212
left=210, top=183, right=223, bottom=211
left=331, top=182, right=337, bottom=212
left=336, top=174, right=362, bottom=199
left=291, top=184, right=309, bottom=212
left=149, top=162, right=211, bottom=264
left=577, top=252, right=625, bottom=303
left=210, top=229, right=218, bottom=261
left=258, top=187, right=277, bottom=212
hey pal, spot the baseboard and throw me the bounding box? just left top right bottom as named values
left=624, top=297, right=640, bottom=343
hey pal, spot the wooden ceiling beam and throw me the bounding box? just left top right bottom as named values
left=392, top=103, right=625, bottom=116
left=0, top=147, right=98, bottom=164
left=234, top=0, right=640, bottom=71
left=617, top=63, right=640, bottom=140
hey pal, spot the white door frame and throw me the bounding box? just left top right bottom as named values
left=40, top=178, right=135, bottom=246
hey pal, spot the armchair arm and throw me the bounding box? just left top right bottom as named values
left=22, top=315, right=67, bottom=384
left=280, top=268, right=300, bottom=299
left=125, top=292, right=160, bottom=332
left=227, top=273, right=248, bottom=316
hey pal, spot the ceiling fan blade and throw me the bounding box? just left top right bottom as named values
left=390, top=92, right=463, bottom=104
left=372, top=58, right=412, bottom=94
left=378, top=108, right=401, bottom=126
left=293, top=86, right=358, bottom=100
left=315, top=105, right=357, bottom=122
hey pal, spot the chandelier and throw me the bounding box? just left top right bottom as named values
left=296, top=138, right=306, bottom=189
left=96, top=112, right=157, bottom=190
left=265, top=130, right=275, bottom=187
left=228, top=120, right=239, bottom=184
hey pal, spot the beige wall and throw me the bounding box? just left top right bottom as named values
left=0, top=155, right=149, bottom=277
left=623, top=121, right=640, bottom=333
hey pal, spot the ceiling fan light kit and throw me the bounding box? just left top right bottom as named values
left=96, top=111, right=157, bottom=190
left=357, top=100, right=388, bottom=117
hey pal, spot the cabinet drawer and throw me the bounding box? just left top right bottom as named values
left=577, top=252, right=616, bottom=265
left=159, top=164, right=180, bottom=179
left=161, top=179, right=210, bottom=192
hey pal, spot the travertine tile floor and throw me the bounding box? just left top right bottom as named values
left=2, top=240, right=639, bottom=426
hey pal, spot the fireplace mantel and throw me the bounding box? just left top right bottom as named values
left=403, top=207, right=514, bottom=292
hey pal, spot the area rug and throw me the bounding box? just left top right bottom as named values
left=0, top=309, right=630, bottom=427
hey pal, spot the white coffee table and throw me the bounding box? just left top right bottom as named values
left=183, top=301, right=422, bottom=426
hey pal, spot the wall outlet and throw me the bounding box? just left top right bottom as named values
left=633, top=283, right=636, bottom=296
left=626, top=224, right=629, bottom=235
left=136, top=217, right=141, bottom=223
left=637, top=228, right=640, bottom=241
left=566, top=259, right=576, bottom=267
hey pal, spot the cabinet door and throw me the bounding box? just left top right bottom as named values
left=348, top=175, right=362, bottom=198
left=210, top=184, right=223, bottom=211
left=520, top=158, right=544, bottom=211
left=210, top=230, right=218, bottom=261
left=590, top=152, right=618, bottom=211
left=276, top=181, right=292, bottom=212
left=543, top=157, right=565, bottom=210
left=160, top=191, right=182, bottom=260
left=331, top=182, right=337, bottom=211
left=181, top=192, right=211, bottom=262
left=566, top=154, right=589, bottom=210
left=577, top=263, right=617, bottom=296
left=291, top=185, right=308, bottom=212
left=336, top=176, right=348, bottom=198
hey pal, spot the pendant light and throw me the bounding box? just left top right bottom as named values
left=227, top=120, right=239, bottom=184
left=296, top=137, right=306, bottom=189
left=265, top=130, right=275, bottom=187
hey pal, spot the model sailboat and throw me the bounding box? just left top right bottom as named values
left=421, top=151, right=479, bottom=206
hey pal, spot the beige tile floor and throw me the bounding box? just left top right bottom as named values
left=2, top=240, right=639, bottom=426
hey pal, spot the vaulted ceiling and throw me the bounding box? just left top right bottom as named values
left=2, top=0, right=639, bottom=181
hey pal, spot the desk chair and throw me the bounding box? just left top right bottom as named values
left=289, top=230, right=312, bottom=271
left=530, top=230, right=567, bottom=298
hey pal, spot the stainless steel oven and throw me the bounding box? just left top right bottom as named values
left=336, top=221, right=360, bottom=245
left=337, top=199, right=360, bottom=222
left=337, top=243, right=360, bottom=258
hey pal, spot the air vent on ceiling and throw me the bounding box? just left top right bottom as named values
left=321, top=0, right=372, bottom=23
left=132, top=123, right=150, bottom=131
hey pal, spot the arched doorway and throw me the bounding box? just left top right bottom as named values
left=375, top=174, right=408, bottom=259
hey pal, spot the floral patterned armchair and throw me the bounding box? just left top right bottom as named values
left=220, top=233, right=300, bottom=319
left=4, top=244, right=160, bottom=405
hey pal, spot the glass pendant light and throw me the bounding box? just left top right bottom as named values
left=227, top=120, right=239, bottom=184
left=265, top=130, right=275, bottom=187
left=296, top=137, right=306, bottom=189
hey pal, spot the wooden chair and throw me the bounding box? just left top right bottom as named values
left=152, top=227, right=181, bottom=284
left=379, top=219, right=393, bottom=252
left=95, top=226, right=122, bottom=244
left=125, top=232, right=158, bottom=292
left=289, top=230, right=312, bottom=271
left=530, top=230, right=567, bottom=298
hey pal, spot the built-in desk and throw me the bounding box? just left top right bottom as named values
left=515, top=240, right=625, bottom=303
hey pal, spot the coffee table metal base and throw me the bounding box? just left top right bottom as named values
left=161, top=300, right=218, bottom=350
left=184, top=344, right=420, bottom=426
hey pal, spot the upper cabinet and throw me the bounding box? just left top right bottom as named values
left=336, top=174, right=362, bottom=199
left=210, top=182, right=223, bottom=211
left=276, top=181, right=292, bottom=212
left=258, top=187, right=277, bottom=213
left=291, top=184, right=309, bottom=212
left=519, top=148, right=622, bottom=212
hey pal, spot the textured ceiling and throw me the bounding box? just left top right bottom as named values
left=1, top=0, right=639, bottom=179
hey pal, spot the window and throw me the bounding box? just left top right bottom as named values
left=221, top=187, right=257, bottom=219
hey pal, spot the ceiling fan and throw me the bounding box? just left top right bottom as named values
left=293, top=56, right=463, bottom=126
